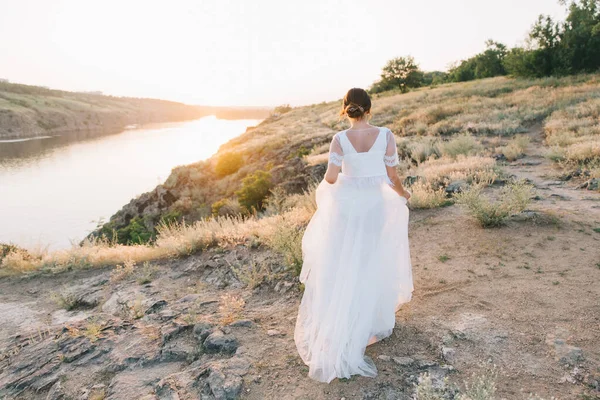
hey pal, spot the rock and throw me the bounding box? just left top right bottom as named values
left=442, top=334, right=454, bottom=346
left=145, top=299, right=168, bottom=314
left=392, top=356, right=414, bottom=366
left=585, top=178, right=600, bottom=191
left=273, top=281, right=294, bottom=293
left=45, top=380, right=66, bottom=400
left=228, top=319, right=254, bottom=328
left=101, top=288, right=144, bottom=316
left=193, top=322, right=215, bottom=342
left=176, top=294, right=200, bottom=303
left=416, top=359, right=438, bottom=369
left=203, top=330, right=239, bottom=354
left=51, top=309, right=92, bottom=325
left=266, top=329, right=283, bottom=337
left=557, top=344, right=584, bottom=366
left=206, top=369, right=243, bottom=400
left=105, top=362, right=184, bottom=400
left=549, top=193, right=570, bottom=201
left=377, top=355, right=391, bottom=362
left=155, top=379, right=181, bottom=400
left=156, top=308, right=179, bottom=321
left=548, top=334, right=585, bottom=366
left=161, top=336, right=199, bottom=363
left=191, top=356, right=251, bottom=400
left=445, top=180, right=468, bottom=194
left=441, top=347, right=456, bottom=363
left=403, top=175, right=421, bottom=186
left=161, top=323, right=193, bottom=345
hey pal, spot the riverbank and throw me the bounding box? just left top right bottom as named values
left=0, top=117, right=262, bottom=250
left=0, top=81, right=271, bottom=140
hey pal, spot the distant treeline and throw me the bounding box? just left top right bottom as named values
left=370, top=0, right=600, bottom=93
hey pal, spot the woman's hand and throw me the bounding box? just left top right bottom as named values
left=400, top=188, right=411, bottom=201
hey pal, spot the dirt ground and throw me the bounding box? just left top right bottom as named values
left=1, top=128, right=599, bottom=399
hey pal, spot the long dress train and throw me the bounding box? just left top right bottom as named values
left=294, top=126, right=414, bottom=383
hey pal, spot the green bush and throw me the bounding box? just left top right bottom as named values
left=215, top=152, right=244, bottom=177
left=454, top=180, right=535, bottom=227
left=160, top=209, right=182, bottom=225
left=235, top=170, right=273, bottom=212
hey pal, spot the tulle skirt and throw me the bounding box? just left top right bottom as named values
left=294, top=173, right=414, bottom=383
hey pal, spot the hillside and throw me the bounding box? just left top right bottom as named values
left=0, top=81, right=271, bottom=139
left=1, top=75, right=599, bottom=399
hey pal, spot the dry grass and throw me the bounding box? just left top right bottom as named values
left=497, top=135, right=530, bottom=161
left=544, top=97, right=600, bottom=166
left=416, top=155, right=498, bottom=187
left=109, top=259, right=136, bottom=283
left=407, top=181, right=449, bottom=209
left=218, top=293, right=245, bottom=325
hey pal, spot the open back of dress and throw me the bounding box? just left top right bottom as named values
left=294, top=126, right=414, bottom=383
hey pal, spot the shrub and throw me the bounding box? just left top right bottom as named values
left=211, top=198, right=242, bottom=217
left=110, top=259, right=136, bottom=283
left=436, top=133, right=482, bottom=159
left=235, top=170, right=273, bottom=212
left=118, top=217, right=154, bottom=245
left=218, top=293, right=245, bottom=325
left=265, top=220, right=304, bottom=276
left=273, top=104, right=292, bottom=114
left=159, top=209, right=182, bottom=226
left=454, top=179, right=535, bottom=227
left=497, top=136, right=530, bottom=161
left=407, top=181, right=450, bottom=209
left=215, top=152, right=244, bottom=177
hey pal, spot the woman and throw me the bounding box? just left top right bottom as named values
left=294, top=88, right=414, bottom=383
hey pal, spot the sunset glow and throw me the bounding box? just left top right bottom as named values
left=1, top=0, right=566, bottom=106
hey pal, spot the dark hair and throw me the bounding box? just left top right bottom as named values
left=339, top=88, right=371, bottom=119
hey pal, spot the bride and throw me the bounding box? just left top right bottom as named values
left=294, top=87, right=414, bottom=383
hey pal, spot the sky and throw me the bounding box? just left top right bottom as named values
left=0, top=0, right=567, bottom=107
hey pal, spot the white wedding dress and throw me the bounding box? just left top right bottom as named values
left=294, top=126, right=414, bottom=383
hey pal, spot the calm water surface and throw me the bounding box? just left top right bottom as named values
left=0, top=116, right=261, bottom=249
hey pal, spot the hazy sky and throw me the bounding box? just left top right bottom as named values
left=1, top=0, right=566, bottom=107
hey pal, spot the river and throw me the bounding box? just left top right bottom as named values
left=0, top=116, right=262, bottom=250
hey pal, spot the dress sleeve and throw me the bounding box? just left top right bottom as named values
left=328, top=133, right=344, bottom=167
left=383, top=128, right=400, bottom=167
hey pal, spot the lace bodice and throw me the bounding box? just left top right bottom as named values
left=327, top=127, right=400, bottom=177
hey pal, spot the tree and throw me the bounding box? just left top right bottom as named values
left=505, top=0, right=600, bottom=77
left=447, top=40, right=508, bottom=82
left=378, top=56, right=424, bottom=93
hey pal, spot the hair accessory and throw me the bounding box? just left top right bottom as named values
left=347, top=103, right=364, bottom=113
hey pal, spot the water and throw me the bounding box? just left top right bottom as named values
left=0, top=116, right=262, bottom=250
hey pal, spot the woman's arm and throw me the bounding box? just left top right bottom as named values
left=325, top=163, right=341, bottom=184
left=384, top=128, right=410, bottom=200
left=386, top=165, right=411, bottom=200
left=324, top=133, right=343, bottom=184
